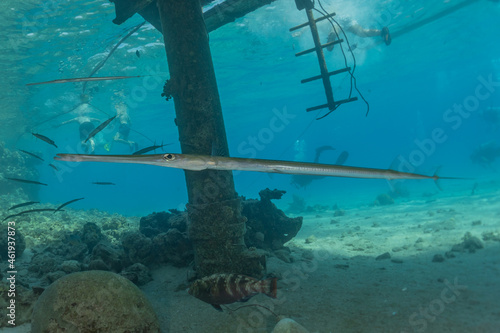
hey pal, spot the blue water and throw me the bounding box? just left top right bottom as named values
left=4, top=0, right=500, bottom=216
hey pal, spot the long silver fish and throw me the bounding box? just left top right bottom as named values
left=132, top=142, right=171, bottom=155
left=54, top=153, right=460, bottom=183
left=32, top=132, right=58, bottom=148
left=84, top=115, right=116, bottom=143
left=26, top=75, right=143, bottom=86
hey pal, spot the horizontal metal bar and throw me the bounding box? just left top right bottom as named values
left=289, top=12, right=336, bottom=31
left=295, top=39, right=343, bottom=57
left=306, top=97, right=358, bottom=112
left=301, top=67, right=351, bottom=84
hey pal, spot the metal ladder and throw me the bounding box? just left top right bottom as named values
left=290, top=0, right=357, bottom=113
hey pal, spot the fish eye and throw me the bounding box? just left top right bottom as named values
left=163, top=153, right=175, bottom=161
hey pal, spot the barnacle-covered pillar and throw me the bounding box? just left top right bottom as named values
left=157, top=0, right=265, bottom=278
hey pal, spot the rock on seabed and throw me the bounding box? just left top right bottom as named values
left=31, top=270, right=160, bottom=333
left=272, top=318, right=310, bottom=333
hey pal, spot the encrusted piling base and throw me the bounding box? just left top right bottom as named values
left=188, top=198, right=266, bottom=278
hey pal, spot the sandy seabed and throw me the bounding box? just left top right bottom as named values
left=143, top=188, right=500, bottom=333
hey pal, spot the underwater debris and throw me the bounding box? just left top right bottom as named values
left=188, top=273, right=277, bottom=312
left=242, top=188, right=303, bottom=251
left=31, top=132, right=58, bottom=148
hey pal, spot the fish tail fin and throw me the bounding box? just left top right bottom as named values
left=260, top=277, right=277, bottom=299
left=433, top=166, right=443, bottom=191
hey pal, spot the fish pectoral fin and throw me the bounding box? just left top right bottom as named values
left=211, top=304, right=223, bottom=312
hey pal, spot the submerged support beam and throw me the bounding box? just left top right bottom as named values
left=157, top=0, right=265, bottom=278
left=111, top=0, right=277, bottom=34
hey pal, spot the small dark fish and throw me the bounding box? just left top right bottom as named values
left=32, top=132, right=58, bottom=148
left=18, top=208, right=57, bottom=214
left=48, top=163, right=59, bottom=171
left=8, top=201, right=39, bottom=210
left=18, top=149, right=44, bottom=161
left=91, top=182, right=116, bottom=185
left=85, top=115, right=116, bottom=143
left=335, top=151, right=349, bottom=165
left=188, top=273, right=277, bottom=312
left=136, top=50, right=140, bottom=58
left=132, top=142, right=171, bottom=155
left=26, top=75, right=143, bottom=86
left=6, top=177, right=48, bottom=186
left=2, top=208, right=57, bottom=222
left=54, top=197, right=84, bottom=213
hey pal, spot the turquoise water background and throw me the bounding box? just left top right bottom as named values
left=3, top=0, right=499, bottom=216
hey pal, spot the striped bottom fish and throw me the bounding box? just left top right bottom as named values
left=188, top=273, right=277, bottom=311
